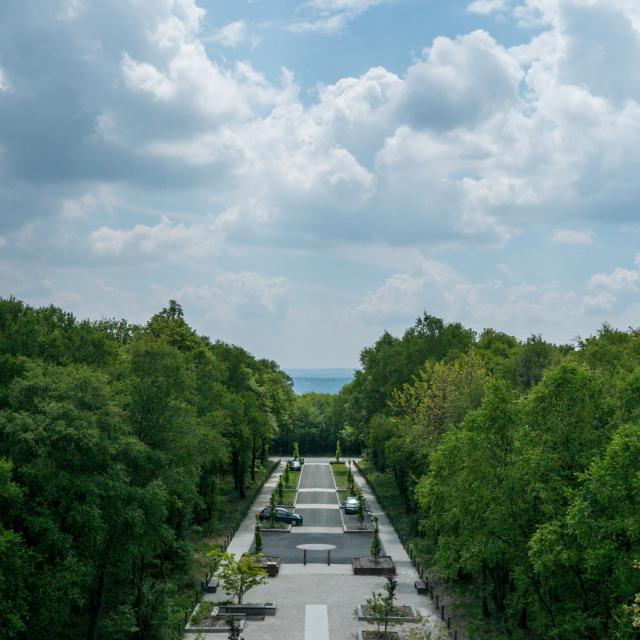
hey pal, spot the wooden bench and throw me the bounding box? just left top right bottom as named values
left=414, top=580, right=428, bottom=595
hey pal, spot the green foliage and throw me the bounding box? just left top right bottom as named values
left=330, top=313, right=640, bottom=640
left=336, top=439, right=341, bottom=462
left=277, top=476, right=284, bottom=504
left=357, top=491, right=365, bottom=529
left=254, top=517, right=263, bottom=554
left=0, top=297, right=293, bottom=640
left=208, top=551, right=268, bottom=604
left=292, top=441, right=300, bottom=459
left=365, top=576, right=399, bottom=635
left=284, top=464, right=290, bottom=487
left=370, top=516, right=382, bottom=560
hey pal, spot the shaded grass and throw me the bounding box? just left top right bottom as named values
left=283, top=469, right=301, bottom=490
left=279, top=489, right=297, bottom=506
left=330, top=462, right=349, bottom=489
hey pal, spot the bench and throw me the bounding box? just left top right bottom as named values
left=414, top=580, right=428, bottom=595
left=204, top=577, right=219, bottom=593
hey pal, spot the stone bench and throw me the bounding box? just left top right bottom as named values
left=414, top=580, right=428, bottom=595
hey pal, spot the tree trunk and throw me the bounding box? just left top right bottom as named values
left=86, top=561, right=107, bottom=640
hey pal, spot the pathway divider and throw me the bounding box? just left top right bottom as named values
left=354, top=460, right=462, bottom=640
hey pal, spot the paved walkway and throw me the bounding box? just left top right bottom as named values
left=190, top=458, right=446, bottom=640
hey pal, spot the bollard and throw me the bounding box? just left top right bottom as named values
left=436, top=595, right=439, bottom=608
left=430, top=586, right=434, bottom=600
left=454, top=631, right=458, bottom=640
left=441, top=605, right=445, bottom=621
left=447, top=616, right=451, bottom=629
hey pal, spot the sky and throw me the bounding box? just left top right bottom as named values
left=1, top=0, right=640, bottom=368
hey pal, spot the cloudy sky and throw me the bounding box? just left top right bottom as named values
left=1, top=0, right=640, bottom=367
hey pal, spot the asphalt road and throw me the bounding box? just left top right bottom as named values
left=299, top=464, right=335, bottom=490
left=296, top=491, right=338, bottom=505
left=295, top=507, right=342, bottom=527
left=262, top=532, right=375, bottom=563
left=261, top=462, right=381, bottom=563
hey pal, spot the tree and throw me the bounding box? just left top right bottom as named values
left=276, top=476, right=284, bottom=504
left=227, top=618, right=244, bottom=639
left=357, top=491, right=366, bottom=530
left=269, top=493, right=276, bottom=528
left=370, top=516, right=382, bottom=560
left=365, top=576, right=399, bottom=637
left=208, top=551, right=268, bottom=604
left=254, top=517, right=263, bottom=554
left=284, top=464, right=290, bottom=487
left=336, top=439, right=342, bottom=462
left=292, top=441, right=300, bottom=460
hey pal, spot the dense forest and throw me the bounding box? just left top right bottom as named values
left=317, top=314, right=640, bottom=639
left=0, top=298, right=294, bottom=640
left=2, top=299, right=640, bottom=640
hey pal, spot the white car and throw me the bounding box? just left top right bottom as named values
left=345, top=496, right=359, bottom=514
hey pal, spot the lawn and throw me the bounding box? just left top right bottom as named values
left=283, top=469, right=301, bottom=490
left=330, top=462, right=349, bottom=489
left=278, top=489, right=297, bottom=506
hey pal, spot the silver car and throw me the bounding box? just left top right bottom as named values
left=344, top=496, right=359, bottom=514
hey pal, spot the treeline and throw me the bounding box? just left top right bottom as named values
left=0, top=298, right=294, bottom=640
left=330, top=315, right=639, bottom=638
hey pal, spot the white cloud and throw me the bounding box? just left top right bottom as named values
left=156, top=271, right=290, bottom=321
left=89, top=215, right=228, bottom=258
left=289, top=0, right=393, bottom=34
left=467, top=0, right=508, bottom=15
left=209, top=21, right=247, bottom=48
left=550, top=228, right=593, bottom=245
left=357, top=256, right=576, bottom=336
left=588, top=258, right=640, bottom=292
left=0, top=68, right=10, bottom=92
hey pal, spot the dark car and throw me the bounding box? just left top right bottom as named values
left=290, top=459, right=302, bottom=471
left=259, top=506, right=303, bottom=526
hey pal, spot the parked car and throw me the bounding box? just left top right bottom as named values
left=290, top=459, right=302, bottom=471
left=259, top=506, right=304, bottom=526
left=344, top=496, right=359, bottom=514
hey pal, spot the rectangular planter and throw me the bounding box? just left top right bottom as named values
left=185, top=604, right=247, bottom=634
left=352, top=556, right=396, bottom=576
left=219, top=603, right=277, bottom=619
left=356, top=604, right=419, bottom=623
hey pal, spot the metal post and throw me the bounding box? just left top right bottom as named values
left=441, top=605, right=445, bottom=621
left=328, top=550, right=331, bottom=566
left=454, top=631, right=458, bottom=640
left=447, top=617, right=451, bottom=629
left=304, top=549, right=307, bottom=566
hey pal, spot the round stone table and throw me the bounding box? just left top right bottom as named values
left=296, top=543, right=337, bottom=566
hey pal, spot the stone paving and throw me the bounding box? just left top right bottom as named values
left=187, top=458, right=446, bottom=640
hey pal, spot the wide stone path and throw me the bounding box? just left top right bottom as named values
left=193, top=458, right=446, bottom=640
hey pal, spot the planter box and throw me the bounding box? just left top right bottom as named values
left=356, top=630, right=401, bottom=640
left=218, top=603, right=277, bottom=620
left=240, top=554, right=281, bottom=576
left=352, top=556, right=396, bottom=576
left=356, top=604, right=419, bottom=623
left=344, top=524, right=373, bottom=533
left=185, top=604, right=247, bottom=634
left=260, top=524, right=292, bottom=533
